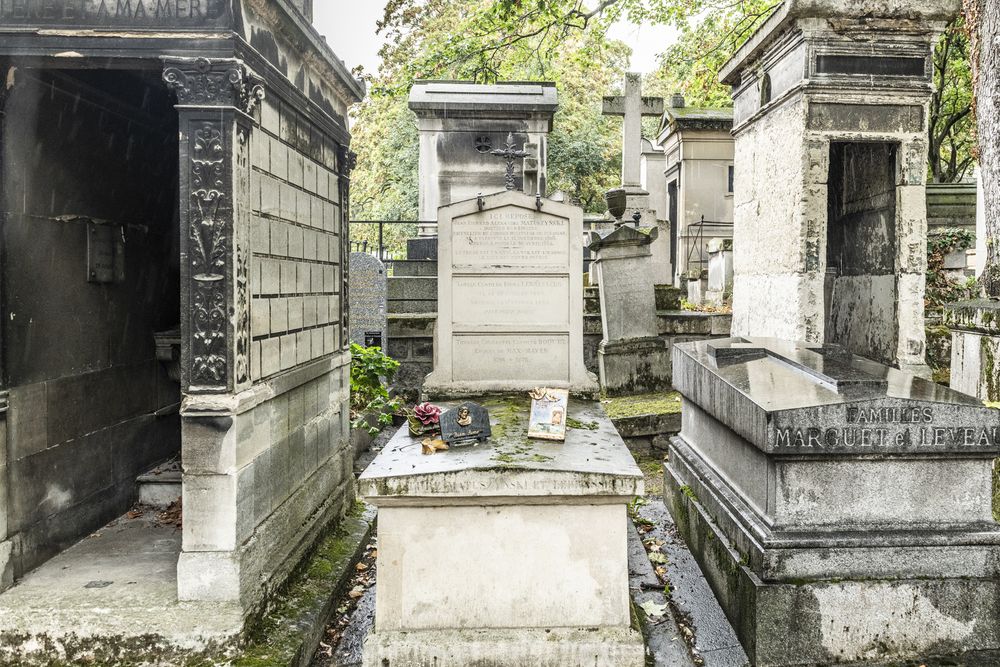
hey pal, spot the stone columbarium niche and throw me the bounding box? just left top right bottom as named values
left=721, top=0, right=960, bottom=375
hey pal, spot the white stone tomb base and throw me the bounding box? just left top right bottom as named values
left=359, top=398, right=645, bottom=667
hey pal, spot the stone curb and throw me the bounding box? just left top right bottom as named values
left=627, top=522, right=694, bottom=667
left=233, top=514, right=373, bottom=667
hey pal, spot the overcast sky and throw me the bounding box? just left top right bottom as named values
left=313, top=3, right=677, bottom=83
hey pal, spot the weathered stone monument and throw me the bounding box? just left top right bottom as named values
left=361, top=174, right=641, bottom=664
left=409, top=81, right=558, bottom=236
left=423, top=190, right=599, bottom=396
left=667, top=336, right=1000, bottom=665
left=947, top=301, right=1000, bottom=403
left=0, top=0, right=362, bottom=659
left=655, top=94, right=734, bottom=288
left=588, top=226, right=671, bottom=395
left=603, top=73, right=663, bottom=220
left=360, top=398, right=644, bottom=666
left=603, top=73, right=671, bottom=284
left=720, top=0, right=959, bottom=374
left=705, top=238, right=734, bottom=307
left=349, top=253, right=388, bottom=349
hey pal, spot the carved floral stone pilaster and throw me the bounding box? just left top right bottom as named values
left=164, top=57, right=263, bottom=393
left=337, top=145, right=357, bottom=352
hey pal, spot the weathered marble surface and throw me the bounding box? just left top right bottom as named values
left=360, top=397, right=644, bottom=667
left=667, top=336, right=1000, bottom=666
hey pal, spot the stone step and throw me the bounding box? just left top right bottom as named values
left=388, top=313, right=436, bottom=338
left=658, top=311, right=732, bottom=336
left=391, top=260, right=438, bottom=277
left=388, top=276, right=437, bottom=301
left=654, top=285, right=683, bottom=311
left=387, top=276, right=438, bottom=314
left=388, top=300, right=438, bottom=314
left=136, top=459, right=181, bottom=509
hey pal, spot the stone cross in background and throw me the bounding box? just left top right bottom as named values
left=603, top=73, right=663, bottom=193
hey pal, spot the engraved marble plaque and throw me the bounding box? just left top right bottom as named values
left=452, top=206, right=569, bottom=269
left=452, top=275, right=569, bottom=328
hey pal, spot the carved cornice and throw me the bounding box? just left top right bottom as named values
left=163, top=57, right=265, bottom=115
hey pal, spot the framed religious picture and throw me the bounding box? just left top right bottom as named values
left=527, top=387, right=570, bottom=441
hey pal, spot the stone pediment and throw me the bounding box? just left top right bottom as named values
left=673, top=337, right=999, bottom=455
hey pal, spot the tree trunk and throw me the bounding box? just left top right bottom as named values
left=968, top=0, right=1000, bottom=297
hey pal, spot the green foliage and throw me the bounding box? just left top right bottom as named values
left=350, top=343, right=402, bottom=435
left=930, top=18, right=975, bottom=183
left=926, top=227, right=978, bottom=310
left=644, top=0, right=778, bottom=107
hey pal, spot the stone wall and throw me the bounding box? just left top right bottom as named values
left=0, top=69, right=182, bottom=584
left=177, top=81, right=354, bottom=609
left=731, top=98, right=813, bottom=341
left=249, top=95, right=344, bottom=379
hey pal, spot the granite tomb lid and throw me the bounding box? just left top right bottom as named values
left=358, top=397, right=643, bottom=502
left=673, top=337, right=1000, bottom=455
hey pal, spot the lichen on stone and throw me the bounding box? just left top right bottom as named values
left=603, top=392, right=683, bottom=420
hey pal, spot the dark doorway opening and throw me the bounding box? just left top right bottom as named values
left=824, top=142, right=899, bottom=365
left=1, top=67, right=181, bottom=578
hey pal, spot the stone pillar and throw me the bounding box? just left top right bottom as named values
left=588, top=226, right=671, bottom=396
left=163, top=56, right=264, bottom=603
left=947, top=302, right=1000, bottom=403
left=0, top=68, right=11, bottom=591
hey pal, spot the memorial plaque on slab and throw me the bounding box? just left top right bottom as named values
left=440, top=402, right=491, bottom=447
left=349, top=253, right=388, bottom=349
left=527, top=388, right=569, bottom=441
left=424, top=190, right=598, bottom=397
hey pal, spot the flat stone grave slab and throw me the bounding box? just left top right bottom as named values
left=358, top=396, right=645, bottom=667
left=666, top=336, right=1000, bottom=666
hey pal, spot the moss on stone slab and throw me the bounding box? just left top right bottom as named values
left=233, top=511, right=371, bottom=667
left=603, top=392, right=682, bottom=421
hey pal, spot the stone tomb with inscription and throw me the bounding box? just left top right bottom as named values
left=359, top=397, right=645, bottom=667
left=721, top=0, right=962, bottom=375
left=423, top=190, right=598, bottom=396
left=349, top=252, right=387, bottom=348
left=588, top=225, right=671, bottom=395
left=666, top=337, right=1000, bottom=665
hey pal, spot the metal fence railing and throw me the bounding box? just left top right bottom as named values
left=680, top=217, right=733, bottom=277
left=348, top=221, right=434, bottom=273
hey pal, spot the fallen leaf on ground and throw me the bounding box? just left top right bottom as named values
left=355, top=562, right=368, bottom=571
left=648, top=552, right=668, bottom=564
left=348, top=586, right=365, bottom=599
left=640, top=600, right=667, bottom=619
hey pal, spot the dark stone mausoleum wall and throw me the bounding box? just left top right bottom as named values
left=1, top=68, right=181, bottom=579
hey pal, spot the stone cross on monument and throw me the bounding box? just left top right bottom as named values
left=490, top=132, right=531, bottom=191
left=602, top=73, right=663, bottom=200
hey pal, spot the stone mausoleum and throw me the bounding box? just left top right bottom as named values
left=0, top=0, right=362, bottom=659
left=721, top=0, right=959, bottom=374
left=409, top=80, right=557, bottom=234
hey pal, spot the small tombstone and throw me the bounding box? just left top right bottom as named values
left=349, top=252, right=388, bottom=348
left=440, top=402, right=492, bottom=447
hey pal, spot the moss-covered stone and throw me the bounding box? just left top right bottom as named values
left=233, top=510, right=371, bottom=667
left=603, top=392, right=682, bottom=421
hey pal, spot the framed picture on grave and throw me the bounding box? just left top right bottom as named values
left=527, top=387, right=569, bottom=441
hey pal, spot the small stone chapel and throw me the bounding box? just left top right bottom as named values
left=0, top=0, right=363, bottom=658
left=721, top=0, right=959, bottom=374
